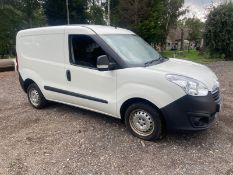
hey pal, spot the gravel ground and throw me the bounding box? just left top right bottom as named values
left=0, top=62, right=233, bottom=175
left=0, top=59, right=15, bottom=72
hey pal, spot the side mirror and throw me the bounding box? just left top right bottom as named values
left=97, top=55, right=116, bottom=71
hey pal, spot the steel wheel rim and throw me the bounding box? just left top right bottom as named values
left=29, top=88, right=40, bottom=106
left=129, top=109, right=155, bottom=137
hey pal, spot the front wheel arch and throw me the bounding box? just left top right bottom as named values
left=120, top=98, right=166, bottom=127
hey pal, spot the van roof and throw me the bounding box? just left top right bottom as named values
left=17, top=25, right=135, bottom=36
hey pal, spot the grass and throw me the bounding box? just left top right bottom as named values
left=0, top=56, right=15, bottom=59
left=160, top=50, right=223, bottom=64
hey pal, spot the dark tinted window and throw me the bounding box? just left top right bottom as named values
left=69, top=35, right=106, bottom=68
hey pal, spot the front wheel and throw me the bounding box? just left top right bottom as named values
left=125, top=103, right=164, bottom=140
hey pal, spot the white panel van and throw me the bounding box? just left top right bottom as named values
left=16, top=25, right=221, bottom=140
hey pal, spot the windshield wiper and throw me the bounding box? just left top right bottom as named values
left=144, top=56, right=164, bottom=66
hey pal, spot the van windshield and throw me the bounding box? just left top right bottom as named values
left=101, top=34, right=161, bottom=66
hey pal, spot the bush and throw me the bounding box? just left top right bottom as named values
left=204, top=3, right=233, bottom=60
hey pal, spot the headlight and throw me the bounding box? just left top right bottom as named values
left=166, top=74, right=209, bottom=96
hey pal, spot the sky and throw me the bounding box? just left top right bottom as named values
left=184, top=0, right=229, bottom=21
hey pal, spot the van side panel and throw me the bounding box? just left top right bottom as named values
left=17, top=33, right=67, bottom=101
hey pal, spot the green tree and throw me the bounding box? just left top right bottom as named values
left=138, top=0, right=165, bottom=44
left=19, top=0, right=46, bottom=28
left=89, top=5, right=105, bottom=24
left=118, top=0, right=151, bottom=32
left=204, top=3, right=233, bottom=59
left=185, top=18, right=204, bottom=50
left=0, top=0, right=46, bottom=58
left=162, top=0, right=185, bottom=43
left=139, top=0, right=185, bottom=47
left=43, top=0, right=66, bottom=25
left=110, top=0, right=120, bottom=26
left=88, top=0, right=105, bottom=25
left=177, top=19, right=186, bottom=50
left=43, top=0, right=88, bottom=25
left=116, top=0, right=185, bottom=47
left=0, top=5, right=22, bottom=58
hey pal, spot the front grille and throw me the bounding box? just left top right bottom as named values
left=212, top=87, right=221, bottom=103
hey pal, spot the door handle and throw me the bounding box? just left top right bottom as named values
left=66, top=70, right=71, bottom=81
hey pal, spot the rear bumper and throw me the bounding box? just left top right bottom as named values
left=161, top=92, right=221, bottom=131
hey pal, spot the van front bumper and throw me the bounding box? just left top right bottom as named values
left=161, top=91, right=221, bottom=131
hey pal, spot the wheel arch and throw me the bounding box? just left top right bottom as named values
left=19, top=75, right=36, bottom=93
left=120, top=98, right=166, bottom=126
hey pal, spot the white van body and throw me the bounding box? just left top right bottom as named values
left=16, top=25, right=221, bottom=140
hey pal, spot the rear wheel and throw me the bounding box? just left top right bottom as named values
left=125, top=103, right=164, bottom=140
left=27, top=83, right=47, bottom=109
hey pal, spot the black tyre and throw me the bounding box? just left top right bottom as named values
left=27, top=83, right=47, bottom=109
left=125, top=102, right=164, bottom=140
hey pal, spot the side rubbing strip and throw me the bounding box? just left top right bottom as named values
left=44, top=86, right=108, bottom=104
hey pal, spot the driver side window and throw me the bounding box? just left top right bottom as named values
left=69, top=35, right=106, bottom=68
